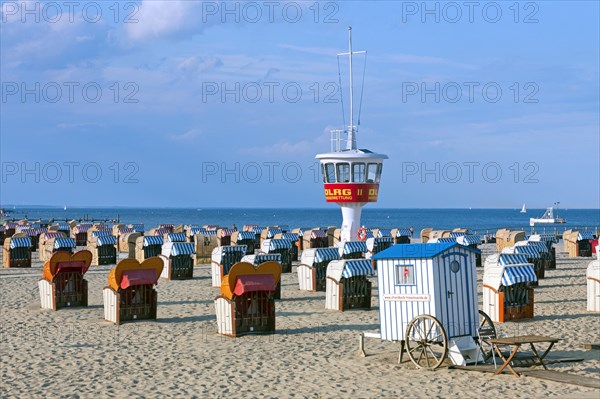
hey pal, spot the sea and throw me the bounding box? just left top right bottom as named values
left=4, top=207, right=599, bottom=235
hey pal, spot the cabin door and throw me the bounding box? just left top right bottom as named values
left=442, top=254, right=472, bottom=338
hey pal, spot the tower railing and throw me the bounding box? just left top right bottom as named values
left=330, top=129, right=355, bottom=152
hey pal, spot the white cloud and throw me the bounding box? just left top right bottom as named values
left=387, top=54, right=478, bottom=70
left=57, top=122, right=103, bottom=129
left=125, top=1, right=201, bottom=42
left=168, top=128, right=202, bottom=142
left=240, top=140, right=313, bottom=155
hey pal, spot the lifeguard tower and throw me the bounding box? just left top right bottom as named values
left=316, top=27, right=387, bottom=244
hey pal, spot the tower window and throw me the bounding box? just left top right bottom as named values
left=352, top=163, right=366, bottom=183
left=337, top=163, right=350, bottom=183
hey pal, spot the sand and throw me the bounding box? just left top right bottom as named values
left=1, top=242, right=599, bottom=398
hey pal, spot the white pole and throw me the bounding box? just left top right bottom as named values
left=347, top=26, right=355, bottom=150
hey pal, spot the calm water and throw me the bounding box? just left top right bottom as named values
left=5, top=207, right=599, bottom=235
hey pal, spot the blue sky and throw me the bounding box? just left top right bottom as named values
left=1, top=1, right=598, bottom=208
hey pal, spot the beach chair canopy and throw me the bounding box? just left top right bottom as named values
left=502, top=265, right=537, bottom=287
left=528, top=234, right=558, bottom=244
left=513, top=245, right=542, bottom=258
left=578, top=232, right=594, bottom=241
left=15, top=225, right=30, bottom=233
left=218, top=229, right=235, bottom=237
left=199, top=229, right=217, bottom=236
left=327, top=259, right=374, bottom=282
left=44, top=232, right=65, bottom=240
left=296, top=227, right=311, bottom=235
left=167, top=233, right=187, bottom=242
left=107, top=258, right=163, bottom=291
left=519, top=241, right=549, bottom=253
left=144, top=236, right=164, bottom=246
left=267, top=228, right=282, bottom=238
left=253, top=253, right=282, bottom=265
left=377, top=229, right=392, bottom=238
left=97, top=236, right=117, bottom=246
left=457, top=235, right=482, bottom=246
left=498, top=254, right=531, bottom=265
left=119, top=227, right=134, bottom=234
left=168, top=242, right=195, bottom=256
left=430, top=237, right=457, bottom=244
left=252, top=227, right=265, bottom=234
left=396, top=229, right=410, bottom=237
left=26, top=227, right=48, bottom=236
left=154, top=228, right=170, bottom=236
left=484, top=263, right=537, bottom=291
left=54, top=237, right=76, bottom=249
left=315, top=248, right=341, bottom=263
left=281, top=233, right=299, bottom=241
left=237, top=231, right=255, bottom=240
left=212, top=245, right=247, bottom=260
left=340, top=241, right=368, bottom=256
left=42, top=250, right=93, bottom=281
left=92, top=230, right=112, bottom=237
left=5, top=222, right=18, bottom=229
left=220, top=261, right=282, bottom=299
left=9, top=237, right=32, bottom=248
left=375, top=237, right=395, bottom=244
left=129, top=223, right=145, bottom=232
left=189, top=227, right=202, bottom=235
left=54, top=222, right=70, bottom=230
left=74, top=225, right=90, bottom=233
left=310, top=230, right=327, bottom=239
left=268, top=239, right=293, bottom=250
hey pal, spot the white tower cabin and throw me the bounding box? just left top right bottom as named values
left=316, top=27, right=388, bottom=244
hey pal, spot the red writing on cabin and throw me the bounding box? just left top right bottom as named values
left=323, top=183, right=379, bottom=203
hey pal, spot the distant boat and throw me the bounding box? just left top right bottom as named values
left=63, top=205, right=67, bottom=211
left=520, top=204, right=526, bottom=213
left=530, top=207, right=566, bottom=226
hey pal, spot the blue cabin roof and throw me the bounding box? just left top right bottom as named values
left=372, top=242, right=480, bottom=260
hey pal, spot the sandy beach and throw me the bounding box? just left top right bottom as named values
left=1, top=241, right=599, bottom=398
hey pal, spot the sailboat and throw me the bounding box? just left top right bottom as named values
left=520, top=204, right=526, bottom=213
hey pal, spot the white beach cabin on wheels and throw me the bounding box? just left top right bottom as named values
left=367, top=242, right=482, bottom=369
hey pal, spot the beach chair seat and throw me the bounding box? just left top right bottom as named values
left=326, top=260, right=373, bottom=311
left=3, top=236, right=32, bottom=268
left=161, top=242, right=195, bottom=280
left=215, top=261, right=281, bottom=337
left=103, top=258, right=163, bottom=324
left=297, top=248, right=340, bottom=292
left=260, top=239, right=293, bottom=273
left=39, top=250, right=92, bottom=310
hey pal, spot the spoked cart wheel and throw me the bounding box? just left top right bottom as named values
left=405, top=314, right=448, bottom=370
left=477, top=310, right=497, bottom=362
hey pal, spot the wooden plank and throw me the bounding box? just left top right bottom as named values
left=490, top=335, right=561, bottom=345
left=583, top=343, right=600, bottom=350
left=521, top=370, right=600, bottom=389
